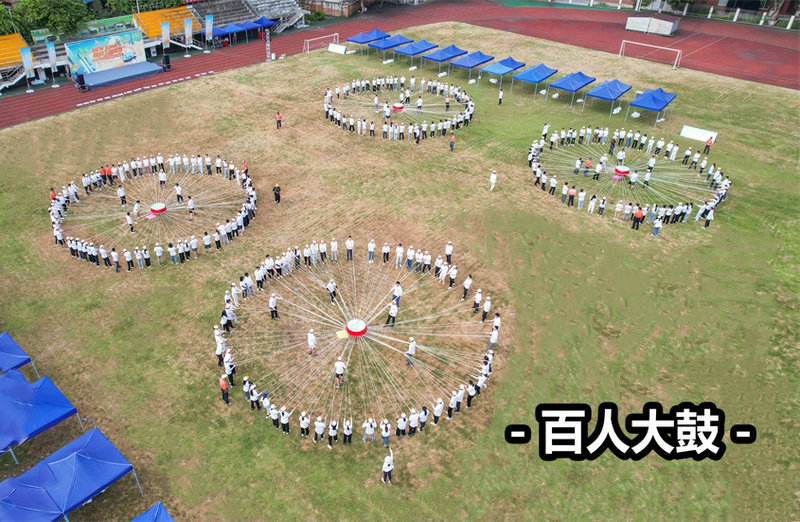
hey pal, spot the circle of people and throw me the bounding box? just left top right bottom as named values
left=323, top=75, right=476, bottom=143
left=48, top=153, right=257, bottom=273
left=215, top=238, right=500, bottom=452
left=528, top=123, right=731, bottom=235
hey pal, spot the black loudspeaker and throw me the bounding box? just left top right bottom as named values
left=76, top=73, right=88, bottom=92
left=161, top=53, right=172, bottom=71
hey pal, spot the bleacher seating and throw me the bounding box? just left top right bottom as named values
left=246, top=0, right=302, bottom=19
left=0, top=34, right=27, bottom=69
left=187, top=0, right=258, bottom=28
left=134, top=7, right=201, bottom=39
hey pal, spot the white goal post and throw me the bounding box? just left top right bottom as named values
left=618, top=40, right=682, bottom=70
left=303, top=33, right=340, bottom=54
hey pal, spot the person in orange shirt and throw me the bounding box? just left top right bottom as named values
left=583, top=157, right=592, bottom=176
left=49, top=187, right=57, bottom=200
left=703, top=136, right=714, bottom=155
left=567, top=186, right=577, bottom=207
left=276, top=111, right=282, bottom=130
left=631, top=207, right=645, bottom=230
left=449, top=132, right=455, bottom=152
left=242, top=160, right=248, bottom=176
left=219, top=374, right=231, bottom=405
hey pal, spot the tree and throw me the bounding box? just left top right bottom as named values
left=15, top=0, right=90, bottom=38
left=0, top=7, right=17, bottom=36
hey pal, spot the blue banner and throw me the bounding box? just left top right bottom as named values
left=20, top=47, right=34, bottom=78
left=162, top=22, right=170, bottom=48
left=46, top=42, right=58, bottom=73
left=205, top=15, right=213, bottom=41
left=184, top=18, right=193, bottom=44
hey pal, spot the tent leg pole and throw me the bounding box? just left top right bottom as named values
left=77, top=413, right=85, bottom=432
left=64, top=515, right=70, bottom=522
left=625, top=105, right=630, bottom=122
left=31, top=361, right=40, bottom=379
left=9, top=448, right=19, bottom=464
left=133, top=469, right=144, bottom=496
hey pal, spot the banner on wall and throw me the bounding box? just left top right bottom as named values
left=64, top=29, right=145, bottom=75
left=205, top=15, right=213, bottom=41
left=46, top=42, right=58, bottom=73
left=20, top=47, right=34, bottom=78
left=162, top=22, right=170, bottom=48
left=184, top=18, right=193, bottom=44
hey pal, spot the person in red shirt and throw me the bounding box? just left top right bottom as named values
left=276, top=111, right=282, bottom=130
left=583, top=158, right=592, bottom=176
left=449, top=132, right=455, bottom=152
left=49, top=187, right=57, bottom=200
left=219, top=374, right=231, bottom=405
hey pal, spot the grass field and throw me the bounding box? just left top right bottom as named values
left=0, top=21, right=798, bottom=521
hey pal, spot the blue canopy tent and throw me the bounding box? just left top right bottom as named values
left=132, top=502, right=174, bottom=522
left=511, top=63, right=557, bottom=98
left=0, top=428, right=142, bottom=521
left=449, top=51, right=494, bottom=80
left=1, top=370, right=83, bottom=464
left=584, top=79, right=632, bottom=115
left=0, top=331, right=39, bottom=378
left=420, top=45, right=467, bottom=73
left=394, top=39, right=437, bottom=67
left=627, top=87, right=677, bottom=127
left=479, top=56, right=525, bottom=89
left=211, top=27, right=227, bottom=38
left=546, top=71, right=596, bottom=108
left=253, top=17, right=277, bottom=28
left=237, top=20, right=261, bottom=42
left=369, top=34, right=413, bottom=61
left=346, top=29, right=389, bottom=56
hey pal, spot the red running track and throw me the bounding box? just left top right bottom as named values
left=1, top=0, right=797, bottom=129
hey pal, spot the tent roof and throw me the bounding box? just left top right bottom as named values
left=220, top=23, right=245, bottom=34
left=0, top=331, right=31, bottom=373
left=630, top=87, right=677, bottom=112
left=346, top=32, right=373, bottom=44
left=0, top=428, right=133, bottom=522
left=450, top=51, right=494, bottom=69
left=550, top=71, right=596, bottom=93
left=512, top=63, right=558, bottom=84
left=211, top=27, right=227, bottom=37
left=0, top=372, right=77, bottom=452
left=253, top=17, right=277, bottom=28
left=364, top=28, right=389, bottom=40
left=586, top=79, right=632, bottom=101
left=394, top=39, right=437, bottom=56
left=421, top=44, right=467, bottom=62
left=481, top=56, right=525, bottom=76
left=131, top=502, right=174, bottom=522
left=238, top=20, right=261, bottom=30
left=368, top=34, right=413, bottom=50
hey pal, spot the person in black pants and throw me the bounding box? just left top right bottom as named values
left=273, top=184, right=281, bottom=204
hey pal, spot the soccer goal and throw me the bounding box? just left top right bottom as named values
left=618, top=40, right=682, bottom=70
left=302, top=33, right=340, bottom=54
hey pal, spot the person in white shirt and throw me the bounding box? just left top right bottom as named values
left=327, top=419, right=338, bottom=447
left=269, top=293, right=281, bottom=319
left=342, top=418, right=353, bottom=444
left=326, top=279, right=337, bottom=303
left=334, top=356, right=346, bottom=386
left=384, top=301, right=398, bottom=327
left=367, top=239, right=376, bottom=263
left=362, top=417, right=376, bottom=443
left=489, top=170, right=497, bottom=192
left=492, top=312, right=501, bottom=330
left=330, top=238, right=338, bottom=261
left=482, top=296, right=492, bottom=321
left=405, top=337, right=416, bottom=366
left=433, top=398, right=444, bottom=425
left=488, top=325, right=499, bottom=350
left=392, top=282, right=403, bottom=305
left=381, top=242, right=390, bottom=264
left=408, top=409, right=419, bottom=436
left=345, top=236, right=354, bottom=261
left=307, top=329, right=317, bottom=356
left=299, top=411, right=310, bottom=437
left=381, top=449, right=394, bottom=484
left=448, top=265, right=458, bottom=289
left=394, top=243, right=404, bottom=268
left=447, top=391, right=458, bottom=419
left=314, top=416, right=326, bottom=443
left=462, top=275, right=472, bottom=300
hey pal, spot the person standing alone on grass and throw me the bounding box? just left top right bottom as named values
left=489, top=170, right=497, bottom=192
left=276, top=112, right=282, bottom=130
left=273, top=184, right=281, bottom=204
left=381, top=448, right=394, bottom=484
left=450, top=132, right=455, bottom=152
left=498, top=88, right=503, bottom=105
left=219, top=374, right=231, bottom=405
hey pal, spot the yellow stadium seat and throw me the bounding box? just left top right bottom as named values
left=133, top=7, right=201, bottom=39
left=0, top=34, right=28, bottom=68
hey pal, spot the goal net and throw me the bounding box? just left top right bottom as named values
left=618, top=40, right=682, bottom=70
left=303, top=33, right=340, bottom=54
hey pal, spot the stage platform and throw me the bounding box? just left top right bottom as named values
left=83, top=61, right=163, bottom=90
